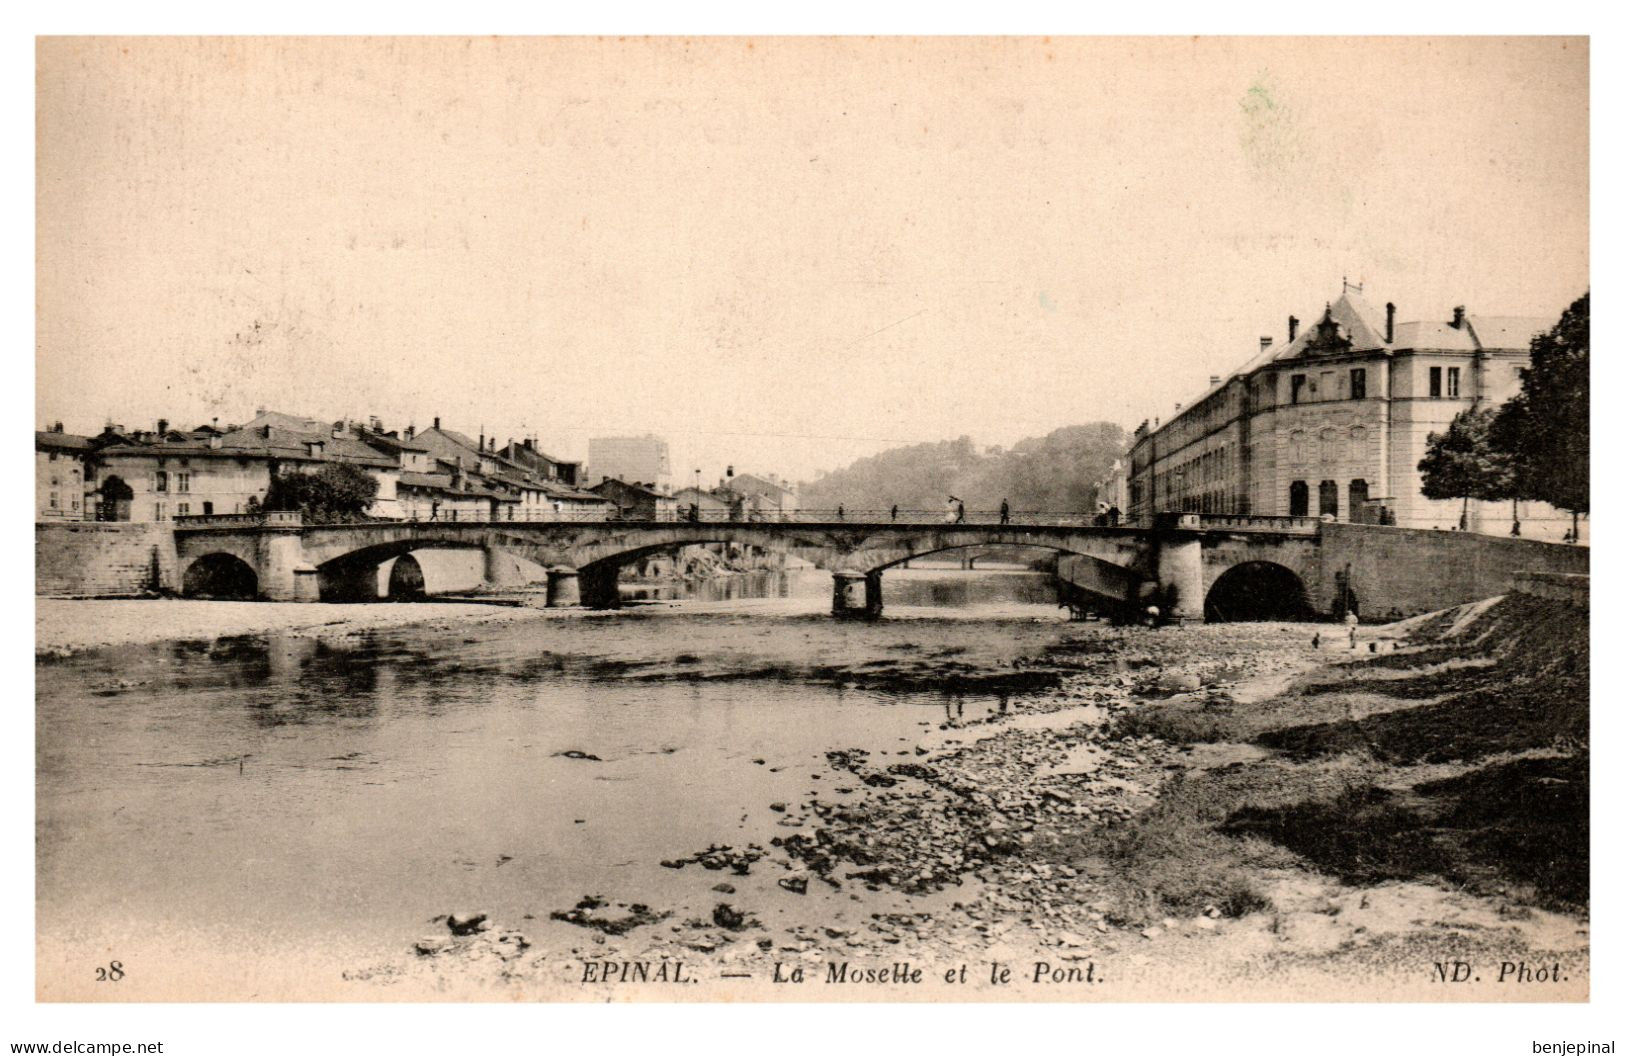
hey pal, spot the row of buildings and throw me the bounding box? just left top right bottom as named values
left=36, top=412, right=798, bottom=524
left=1118, top=283, right=1580, bottom=542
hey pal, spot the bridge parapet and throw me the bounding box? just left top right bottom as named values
left=1194, top=514, right=1321, bottom=534
left=173, top=511, right=303, bottom=531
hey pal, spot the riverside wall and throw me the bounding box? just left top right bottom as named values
left=36, top=523, right=177, bottom=597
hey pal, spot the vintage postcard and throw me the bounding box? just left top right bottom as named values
left=33, top=35, right=1589, bottom=1015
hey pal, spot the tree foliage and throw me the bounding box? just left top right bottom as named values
left=797, top=423, right=1128, bottom=514
left=1418, top=406, right=1514, bottom=526
left=263, top=462, right=379, bottom=522
left=1489, top=291, right=1589, bottom=516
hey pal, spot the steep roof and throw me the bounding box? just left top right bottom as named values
left=35, top=430, right=96, bottom=453
left=1467, top=315, right=1551, bottom=352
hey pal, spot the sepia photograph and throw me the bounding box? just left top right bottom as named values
left=26, top=29, right=1592, bottom=1032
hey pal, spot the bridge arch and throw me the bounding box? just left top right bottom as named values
left=181, top=552, right=259, bottom=600
left=312, top=538, right=493, bottom=602
left=1203, top=560, right=1310, bottom=622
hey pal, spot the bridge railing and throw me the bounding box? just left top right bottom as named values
left=172, top=511, right=304, bottom=530
left=171, top=507, right=1135, bottom=529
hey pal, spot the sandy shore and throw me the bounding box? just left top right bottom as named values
left=34, top=597, right=555, bottom=656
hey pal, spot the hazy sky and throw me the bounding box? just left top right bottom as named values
left=36, top=37, right=1588, bottom=484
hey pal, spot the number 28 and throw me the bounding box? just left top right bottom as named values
left=95, top=961, right=124, bottom=982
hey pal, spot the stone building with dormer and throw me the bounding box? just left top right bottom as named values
left=1128, top=283, right=1572, bottom=540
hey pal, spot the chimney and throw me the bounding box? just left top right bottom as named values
left=1288, top=316, right=1299, bottom=342
left=433, top=416, right=441, bottom=430
left=208, top=434, right=222, bottom=450
left=1210, top=375, right=1222, bottom=387
left=1385, top=302, right=1396, bottom=343
left=262, top=425, right=273, bottom=439
left=1260, top=336, right=1273, bottom=355
left=332, top=420, right=344, bottom=438
left=157, top=418, right=169, bottom=435
left=52, top=421, right=63, bottom=433
left=479, top=427, right=485, bottom=450
left=1451, top=306, right=1466, bottom=329
left=255, top=407, right=266, bottom=418
left=212, top=417, right=219, bottom=430
left=404, top=424, right=415, bottom=440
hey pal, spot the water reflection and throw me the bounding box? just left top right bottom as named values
left=37, top=568, right=1076, bottom=988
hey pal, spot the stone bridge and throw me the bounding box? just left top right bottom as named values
left=166, top=512, right=1589, bottom=622
left=171, top=513, right=1333, bottom=621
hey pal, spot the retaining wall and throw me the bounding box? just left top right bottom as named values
left=36, top=522, right=178, bottom=597
left=1320, top=523, right=1590, bottom=621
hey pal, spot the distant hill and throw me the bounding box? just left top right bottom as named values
left=797, top=423, right=1128, bottom=516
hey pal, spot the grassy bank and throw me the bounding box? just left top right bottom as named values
left=1069, top=593, right=1588, bottom=922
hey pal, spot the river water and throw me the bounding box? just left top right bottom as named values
left=36, top=567, right=1083, bottom=999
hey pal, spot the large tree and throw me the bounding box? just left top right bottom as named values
left=1418, top=405, right=1513, bottom=531
left=1489, top=291, right=1589, bottom=535
left=263, top=462, right=379, bottom=522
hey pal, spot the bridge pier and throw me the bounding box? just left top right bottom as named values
left=546, top=566, right=581, bottom=607
left=256, top=529, right=307, bottom=602
left=1154, top=521, right=1206, bottom=624
left=864, top=571, right=884, bottom=618
left=483, top=545, right=527, bottom=590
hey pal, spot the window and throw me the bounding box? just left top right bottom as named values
left=1349, top=479, right=1370, bottom=521
left=176, top=472, right=190, bottom=493
left=177, top=503, right=190, bottom=516
left=1429, top=366, right=1443, bottom=399
left=1319, top=480, right=1339, bottom=519
left=154, top=470, right=168, bottom=493
left=1320, top=427, right=1338, bottom=463
left=203, top=501, right=214, bottom=516
left=1290, top=374, right=1307, bottom=404
left=1447, top=367, right=1461, bottom=398
left=48, top=491, right=59, bottom=509
left=48, top=451, right=58, bottom=462
left=1350, top=368, right=1366, bottom=400
left=1289, top=481, right=1309, bottom=517
left=154, top=502, right=166, bottom=521
left=1320, top=372, right=1335, bottom=401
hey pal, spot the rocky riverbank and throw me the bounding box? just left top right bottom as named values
left=345, top=598, right=1588, bottom=1000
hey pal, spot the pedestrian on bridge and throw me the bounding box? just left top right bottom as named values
left=1000, top=499, right=1010, bottom=525
left=890, top=504, right=899, bottom=522
left=954, top=499, right=966, bottom=524
left=836, top=504, right=845, bottom=521
left=1345, top=609, right=1359, bottom=650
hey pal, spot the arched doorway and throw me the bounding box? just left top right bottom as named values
left=1318, top=479, right=1339, bottom=519
left=181, top=553, right=259, bottom=599
left=1204, top=561, right=1310, bottom=622
left=1289, top=480, right=1309, bottom=517
left=1348, top=479, right=1370, bottom=523
left=97, top=475, right=134, bottom=522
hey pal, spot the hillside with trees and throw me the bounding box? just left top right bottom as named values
left=798, top=423, right=1128, bottom=516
